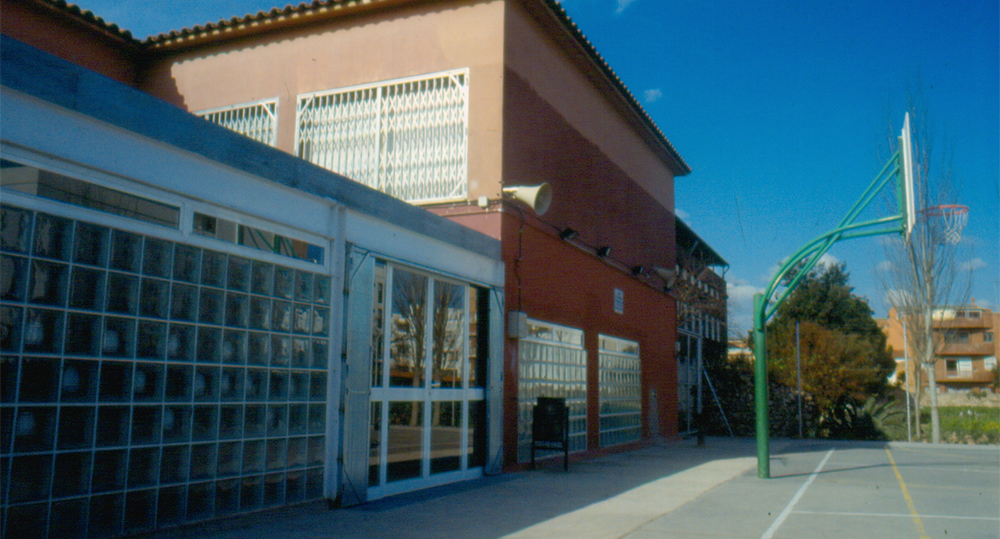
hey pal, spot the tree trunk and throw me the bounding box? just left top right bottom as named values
left=913, top=358, right=922, bottom=439
left=926, top=363, right=941, bottom=443
left=923, top=305, right=941, bottom=443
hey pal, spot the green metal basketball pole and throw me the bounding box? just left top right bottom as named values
left=753, top=119, right=913, bottom=478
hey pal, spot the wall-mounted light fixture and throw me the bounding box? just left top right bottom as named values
left=631, top=265, right=645, bottom=276
left=559, top=228, right=579, bottom=240
left=596, top=246, right=612, bottom=258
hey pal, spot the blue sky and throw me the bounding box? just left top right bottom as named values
left=81, top=0, right=999, bottom=335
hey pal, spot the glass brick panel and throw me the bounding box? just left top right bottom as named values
left=124, top=489, right=157, bottom=534
left=1, top=253, right=29, bottom=302
left=1, top=204, right=32, bottom=254
left=517, top=320, right=587, bottom=463
left=74, top=222, right=109, bottom=267
left=598, top=335, right=641, bottom=448
left=0, top=205, right=332, bottom=537
left=69, top=267, right=104, bottom=310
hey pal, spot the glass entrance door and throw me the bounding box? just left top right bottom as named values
left=367, top=263, right=484, bottom=498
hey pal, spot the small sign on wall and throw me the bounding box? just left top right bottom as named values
left=614, top=288, right=624, bottom=315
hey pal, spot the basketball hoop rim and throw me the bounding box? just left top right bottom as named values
left=918, top=204, right=969, bottom=219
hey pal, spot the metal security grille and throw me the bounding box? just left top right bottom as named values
left=598, top=335, right=640, bottom=447
left=677, top=332, right=700, bottom=435
left=0, top=204, right=330, bottom=539
left=296, top=70, right=469, bottom=203
left=516, top=320, right=587, bottom=463
left=196, top=100, right=278, bottom=147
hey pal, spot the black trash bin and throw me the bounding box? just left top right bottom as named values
left=531, top=397, right=569, bottom=471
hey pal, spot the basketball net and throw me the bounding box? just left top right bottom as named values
left=920, top=204, right=969, bottom=245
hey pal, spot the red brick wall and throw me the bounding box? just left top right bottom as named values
left=501, top=211, right=678, bottom=466
left=502, top=68, right=675, bottom=275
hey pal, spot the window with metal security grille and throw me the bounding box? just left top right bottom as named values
left=296, top=70, right=469, bottom=203
left=196, top=99, right=278, bottom=147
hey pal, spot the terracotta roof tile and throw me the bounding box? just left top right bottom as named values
left=33, top=0, right=139, bottom=43
left=145, top=0, right=349, bottom=43
left=32, top=0, right=689, bottom=175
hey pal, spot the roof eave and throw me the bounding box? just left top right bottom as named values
left=140, top=0, right=691, bottom=176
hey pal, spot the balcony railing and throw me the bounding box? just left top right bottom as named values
left=934, top=317, right=991, bottom=329
left=942, top=369, right=996, bottom=383
left=939, top=341, right=996, bottom=356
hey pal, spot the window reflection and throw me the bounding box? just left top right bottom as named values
left=368, top=263, right=488, bottom=490
left=430, top=401, right=461, bottom=474
left=387, top=401, right=422, bottom=482
left=371, top=265, right=385, bottom=387
left=432, top=281, right=464, bottom=388
left=468, top=287, right=480, bottom=387
left=369, top=402, right=381, bottom=487
left=389, top=269, right=427, bottom=388
left=1, top=161, right=180, bottom=228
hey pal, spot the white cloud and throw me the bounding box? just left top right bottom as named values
left=727, top=279, right=762, bottom=337
left=615, top=0, right=638, bottom=14
left=644, top=88, right=662, bottom=103
left=877, top=260, right=894, bottom=272
left=817, top=252, right=840, bottom=267
left=675, top=207, right=690, bottom=220
left=885, top=289, right=912, bottom=307
left=974, top=299, right=995, bottom=310
left=959, top=257, right=987, bottom=271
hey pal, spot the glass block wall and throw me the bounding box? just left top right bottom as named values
left=0, top=204, right=330, bottom=539
left=516, top=320, right=586, bottom=463
left=597, top=335, right=641, bottom=448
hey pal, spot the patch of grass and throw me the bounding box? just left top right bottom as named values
left=933, top=406, right=1000, bottom=444
left=881, top=402, right=1000, bottom=444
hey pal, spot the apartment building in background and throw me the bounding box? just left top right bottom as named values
left=881, top=303, right=999, bottom=394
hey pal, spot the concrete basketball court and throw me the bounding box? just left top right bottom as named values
left=136, top=438, right=1000, bottom=539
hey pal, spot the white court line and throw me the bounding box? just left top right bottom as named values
left=760, top=449, right=835, bottom=539
left=793, top=510, right=1000, bottom=521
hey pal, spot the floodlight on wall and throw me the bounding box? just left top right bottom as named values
left=654, top=266, right=678, bottom=289
left=559, top=228, right=579, bottom=240
left=502, top=183, right=552, bottom=215
left=596, top=246, right=612, bottom=258
left=631, top=265, right=645, bottom=276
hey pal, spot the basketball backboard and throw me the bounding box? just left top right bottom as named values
left=898, top=113, right=916, bottom=238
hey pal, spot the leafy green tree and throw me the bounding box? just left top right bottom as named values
left=766, top=263, right=895, bottom=426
